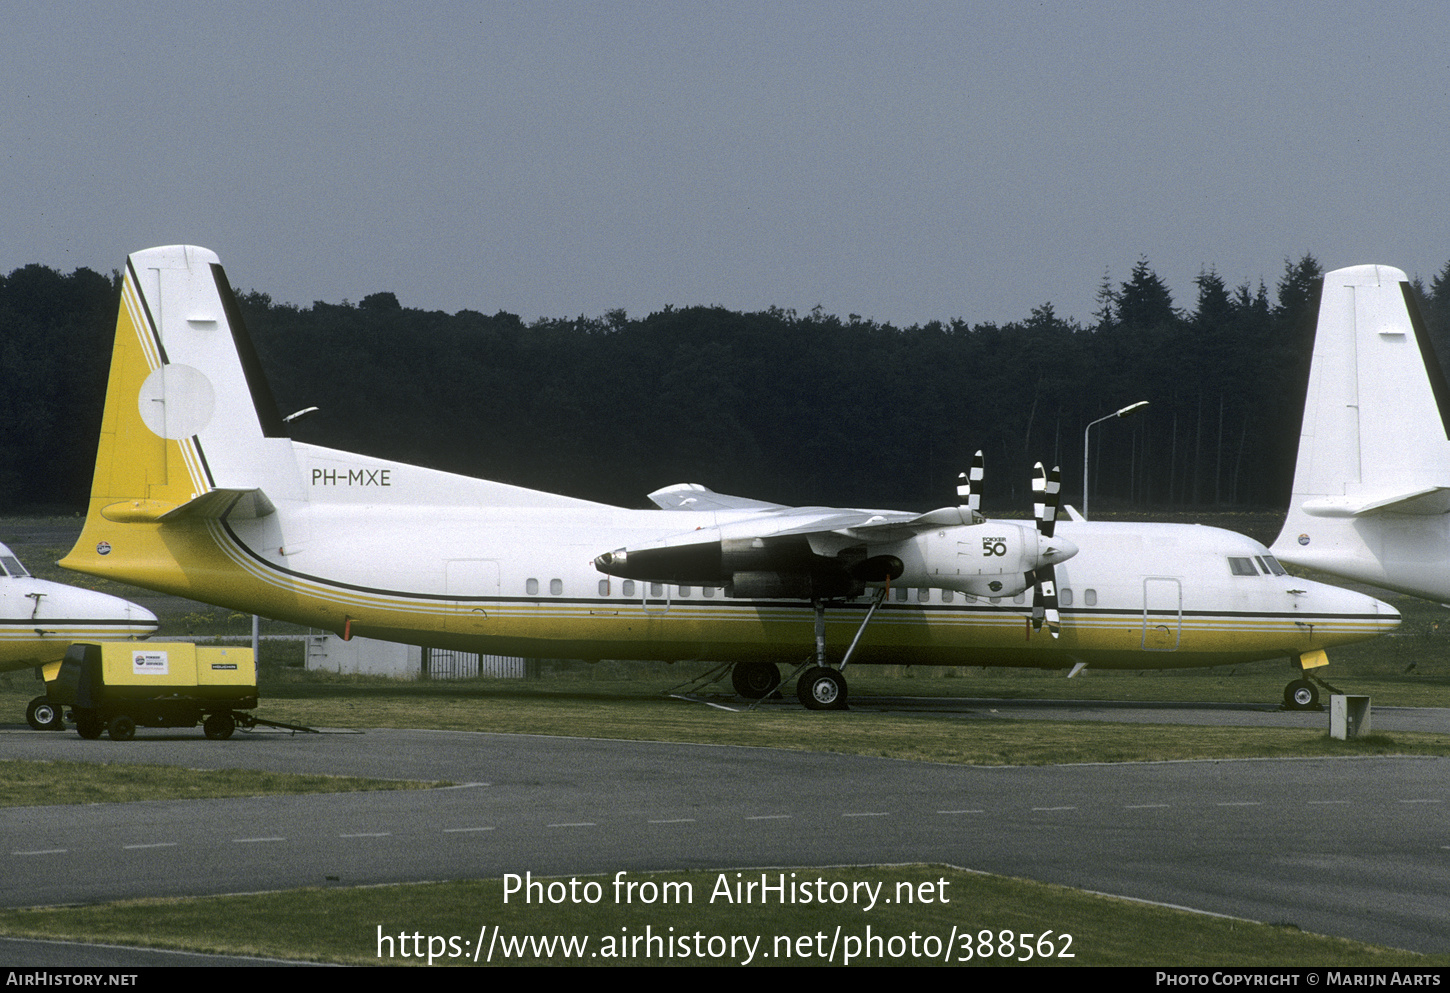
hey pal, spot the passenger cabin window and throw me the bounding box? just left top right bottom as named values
left=526, top=578, right=539, bottom=595
left=917, top=588, right=930, bottom=603
left=549, top=579, right=563, bottom=595
left=623, top=580, right=635, bottom=597
left=598, top=579, right=610, bottom=596
left=703, top=587, right=716, bottom=598
left=1228, top=557, right=1257, bottom=576
left=679, top=586, right=692, bottom=597
left=895, top=587, right=909, bottom=602
left=941, top=590, right=954, bottom=603
left=1060, top=588, right=1073, bottom=606
left=1012, top=593, right=1025, bottom=605
left=1084, top=589, right=1097, bottom=607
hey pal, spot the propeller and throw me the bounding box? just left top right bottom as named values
left=956, top=451, right=984, bottom=522
left=1028, top=462, right=1064, bottom=637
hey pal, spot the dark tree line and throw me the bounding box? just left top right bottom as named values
left=4, top=256, right=1450, bottom=515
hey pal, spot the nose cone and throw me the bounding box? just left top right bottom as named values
left=1371, top=595, right=1401, bottom=634
left=125, top=600, right=161, bottom=636
left=1294, top=581, right=1401, bottom=646
left=1039, top=535, right=1078, bottom=568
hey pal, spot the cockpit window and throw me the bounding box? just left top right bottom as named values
left=1228, top=557, right=1258, bottom=576
left=1258, top=555, right=1288, bottom=576
left=0, top=555, right=26, bottom=578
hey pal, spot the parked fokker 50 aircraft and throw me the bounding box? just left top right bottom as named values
left=60, top=246, right=1398, bottom=709
left=1, top=539, right=157, bottom=728
left=1273, top=264, right=1450, bottom=610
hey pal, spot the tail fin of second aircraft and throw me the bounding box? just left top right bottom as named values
left=1271, top=264, right=1450, bottom=594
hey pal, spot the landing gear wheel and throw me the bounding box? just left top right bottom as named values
left=26, top=696, right=64, bottom=731
left=731, top=662, right=781, bottom=699
left=797, top=666, right=848, bottom=711
left=108, top=715, right=136, bottom=741
left=75, top=714, right=103, bottom=740
left=1284, top=678, right=1320, bottom=711
left=203, top=712, right=236, bottom=740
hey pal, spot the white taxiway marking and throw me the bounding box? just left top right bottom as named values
left=546, top=822, right=596, bottom=828
left=123, top=843, right=177, bottom=850
left=339, top=832, right=391, bottom=838
left=842, top=812, right=890, bottom=818
left=745, top=815, right=792, bottom=821
left=443, top=826, right=495, bottom=833
left=12, top=849, right=67, bottom=856
left=648, top=818, right=696, bottom=824
left=233, top=837, right=286, bottom=843
left=1125, top=804, right=1170, bottom=809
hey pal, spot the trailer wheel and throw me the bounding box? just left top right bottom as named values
left=203, top=713, right=236, bottom=740
left=108, top=715, right=136, bottom=741
left=26, top=696, right=64, bottom=731
left=76, top=714, right=103, bottom=740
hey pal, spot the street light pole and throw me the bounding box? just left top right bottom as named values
left=1082, top=401, right=1149, bottom=519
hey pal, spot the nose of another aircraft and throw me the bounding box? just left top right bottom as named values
left=1373, top=594, right=1402, bottom=632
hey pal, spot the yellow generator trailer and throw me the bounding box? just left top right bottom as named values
left=48, top=642, right=257, bottom=741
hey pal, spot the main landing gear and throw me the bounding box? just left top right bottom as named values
left=731, top=661, right=781, bottom=699
left=727, top=590, right=888, bottom=711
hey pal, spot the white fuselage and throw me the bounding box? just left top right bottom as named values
left=0, top=542, right=158, bottom=674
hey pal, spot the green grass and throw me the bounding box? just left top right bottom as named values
left=0, top=865, right=1441, bottom=966
left=6, top=641, right=1450, bottom=768
left=0, top=759, right=437, bottom=807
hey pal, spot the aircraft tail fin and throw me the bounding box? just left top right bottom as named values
left=1272, top=264, right=1450, bottom=587
left=80, top=246, right=299, bottom=515
left=61, top=246, right=311, bottom=585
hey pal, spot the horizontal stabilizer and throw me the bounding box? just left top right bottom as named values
left=1301, top=487, right=1450, bottom=518
left=101, top=489, right=275, bottom=524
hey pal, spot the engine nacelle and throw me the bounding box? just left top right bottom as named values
left=882, top=523, right=1065, bottom=598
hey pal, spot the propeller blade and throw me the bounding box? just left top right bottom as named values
left=957, top=451, right=984, bottom=516
left=1030, top=462, right=1064, bottom=638
left=1032, top=463, right=1062, bottom=539
left=1031, top=566, right=1061, bottom=638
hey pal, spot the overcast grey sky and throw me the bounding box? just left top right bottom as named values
left=4, top=1, right=1447, bottom=327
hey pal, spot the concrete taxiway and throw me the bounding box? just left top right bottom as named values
left=3, top=711, right=1449, bottom=959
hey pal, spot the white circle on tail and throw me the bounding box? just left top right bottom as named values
left=138, top=364, right=215, bottom=439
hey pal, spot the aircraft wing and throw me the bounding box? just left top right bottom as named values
left=647, top=483, right=789, bottom=512
left=603, top=462, right=1074, bottom=603
left=647, top=483, right=977, bottom=536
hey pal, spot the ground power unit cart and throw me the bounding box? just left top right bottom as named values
left=48, top=642, right=258, bottom=740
